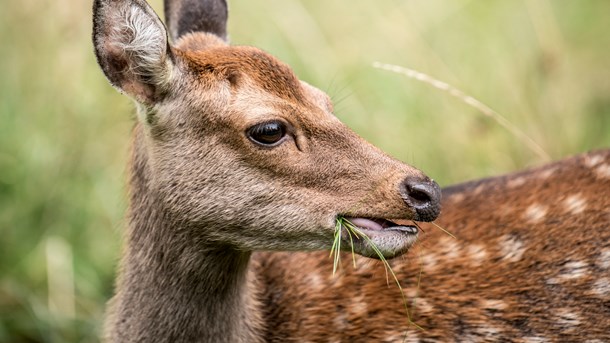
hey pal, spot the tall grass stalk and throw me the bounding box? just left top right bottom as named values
left=372, top=62, right=551, bottom=162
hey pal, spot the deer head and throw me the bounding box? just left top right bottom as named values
left=92, top=0, right=441, bottom=258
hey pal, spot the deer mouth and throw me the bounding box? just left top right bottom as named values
left=338, top=216, right=419, bottom=259
left=344, top=217, right=418, bottom=235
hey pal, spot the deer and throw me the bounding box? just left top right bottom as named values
left=92, top=0, right=610, bottom=341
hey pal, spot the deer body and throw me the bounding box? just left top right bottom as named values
left=93, top=0, right=610, bottom=341
left=255, top=150, right=610, bottom=342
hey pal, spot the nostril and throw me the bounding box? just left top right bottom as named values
left=407, top=183, right=434, bottom=203
left=401, top=176, right=442, bottom=222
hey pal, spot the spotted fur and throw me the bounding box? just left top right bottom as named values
left=257, top=151, right=610, bottom=342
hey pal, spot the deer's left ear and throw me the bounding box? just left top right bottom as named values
left=93, top=0, right=174, bottom=105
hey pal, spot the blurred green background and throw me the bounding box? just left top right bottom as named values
left=1, top=0, right=608, bottom=341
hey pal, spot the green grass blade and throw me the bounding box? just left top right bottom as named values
left=339, top=218, right=424, bottom=330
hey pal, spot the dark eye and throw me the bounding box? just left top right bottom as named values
left=247, top=121, right=287, bottom=146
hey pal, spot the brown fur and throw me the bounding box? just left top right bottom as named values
left=93, top=0, right=610, bottom=342
left=256, top=150, right=610, bottom=342
left=179, top=46, right=306, bottom=102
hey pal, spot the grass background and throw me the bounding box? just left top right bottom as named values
left=1, top=0, right=608, bottom=341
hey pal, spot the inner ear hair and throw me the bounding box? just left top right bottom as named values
left=93, top=0, right=174, bottom=105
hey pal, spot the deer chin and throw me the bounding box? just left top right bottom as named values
left=340, top=217, right=419, bottom=259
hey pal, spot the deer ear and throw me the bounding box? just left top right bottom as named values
left=165, top=0, right=228, bottom=42
left=93, top=0, right=173, bottom=105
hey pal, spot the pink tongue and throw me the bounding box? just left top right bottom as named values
left=345, top=217, right=384, bottom=231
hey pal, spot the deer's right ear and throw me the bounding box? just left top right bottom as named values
left=93, top=0, right=173, bottom=105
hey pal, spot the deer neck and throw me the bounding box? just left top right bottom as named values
left=108, top=132, right=264, bottom=343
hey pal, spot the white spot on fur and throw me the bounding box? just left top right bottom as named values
left=547, top=260, right=589, bottom=285
left=480, top=299, right=508, bottom=311
left=397, top=331, right=420, bottom=343
left=463, top=328, right=502, bottom=343
left=333, top=312, right=348, bottom=331
left=388, top=257, right=404, bottom=273
left=563, top=194, right=587, bottom=214
left=522, top=336, right=550, bottom=343
left=596, top=163, right=610, bottom=179
left=524, top=203, right=548, bottom=224
left=414, top=297, right=433, bottom=314
left=591, top=277, right=610, bottom=298
left=538, top=168, right=556, bottom=179
left=305, top=272, right=324, bottom=290
left=466, top=244, right=488, bottom=266
left=355, top=259, right=374, bottom=272
left=462, top=334, right=483, bottom=343
left=559, top=260, right=589, bottom=280
left=598, top=249, right=610, bottom=269
left=397, top=331, right=421, bottom=343
left=441, top=236, right=461, bottom=260
left=507, top=177, right=526, bottom=188
left=546, top=277, right=559, bottom=285
left=350, top=295, right=367, bottom=316
left=499, top=235, right=526, bottom=262
left=405, top=289, right=418, bottom=298
left=556, top=309, right=581, bottom=328
left=474, top=324, right=501, bottom=337
left=473, top=184, right=486, bottom=195
left=421, top=252, right=438, bottom=271
left=584, top=154, right=604, bottom=168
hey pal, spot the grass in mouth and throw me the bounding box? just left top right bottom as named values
left=331, top=216, right=423, bottom=330
left=331, top=216, right=456, bottom=333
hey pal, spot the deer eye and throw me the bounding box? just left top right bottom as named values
left=247, top=121, right=287, bottom=146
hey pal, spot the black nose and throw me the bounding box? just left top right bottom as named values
left=401, top=176, right=441, bottom=222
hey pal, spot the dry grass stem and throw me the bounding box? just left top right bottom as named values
left=372, top=62, right=551, bottom=162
